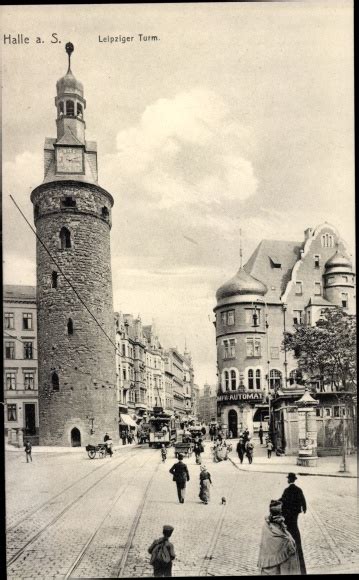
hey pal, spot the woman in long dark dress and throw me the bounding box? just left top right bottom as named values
left=199, top=465, right=212, bottom=504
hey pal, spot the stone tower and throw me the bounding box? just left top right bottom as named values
left=30, top=43, right=118, bottom=446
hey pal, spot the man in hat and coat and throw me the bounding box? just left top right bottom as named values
left=258, top=500, right=300, bottom=575
left=280, top=473, right=307, bottom=575
left=148, top=525, right=176, bottom=577
left=169, top=453, right=190, bottom=503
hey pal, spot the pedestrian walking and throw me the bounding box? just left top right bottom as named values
left=169, top=453, right=190, bottom=503
left=24, top=440, right=32, bottom=463
left=243, top=427, right=250, bottom=443
left=236, top=437, right=245, bottom=464
left=201, top=425, right=206, bottom=438
left=193, top=439, right=204, bottom=465
left=121, top=433, right=127, bottom=446
left=199, top=465, right=212, bottom=504
left=280, top=473, right=307, bottom=575
left=148, top=525, right=176, bottom=577
left=106, top=435, right=113, bottom=457
left=161, top=444, right=167, bottom=463
left=267, top=440, right=273, bottom=459
left=258, top=500, right=300, bottom=575
left=258, top=424, right=264, bottom=445
left=104, top=432, right=110, bottom=443
left=245, top=437, right=254, bottom=464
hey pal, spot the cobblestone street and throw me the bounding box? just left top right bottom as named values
left=6, top=443, right=359, bottom=578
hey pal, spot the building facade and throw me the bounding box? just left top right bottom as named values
left=214, top=223, right=356, bottom=444
left=198, top=384, right=218, bottom=425
left=165, top=348, right=186, bottom=418
left=115, top=314, right=195, bottom=424
left=30, top=44, right=118, bottom=446
left=183, top=349, right=195, bottom=416
left=4, top=285, right=39, bottom=446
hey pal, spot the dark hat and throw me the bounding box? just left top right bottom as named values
left=269, top=500, right=282, bottom=515
left=287, top=472, right=297, bottom=482
left=178, top=453, right=184, bottom=460
left=163, top=525, right=174, bottom=534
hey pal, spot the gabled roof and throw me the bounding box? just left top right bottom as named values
left=306, top=296, right=335, bottom=307
left=4, top=285, right=36, bottom=301
left=56, top=127, right=83, bottom=146
left=244, top=239, right=303, bottom=303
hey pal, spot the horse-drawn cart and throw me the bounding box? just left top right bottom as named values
left=86, top=443, right=107, bottom=459
left=174, top=442, right=193, bottom=458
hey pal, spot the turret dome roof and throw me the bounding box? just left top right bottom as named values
left=216, top=267, right=267, bottom=302
left=56, top=69, right=84, bottom=97
left=325, top=249, right=352, bottom=270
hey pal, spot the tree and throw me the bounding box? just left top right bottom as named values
left=283, top=307, right=356, bottom=391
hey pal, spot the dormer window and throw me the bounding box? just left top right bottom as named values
left=269, top=255, right=281, bottom=268
left=66, top=100, right=75, bottom=116
left=77, top=103, right=83, bottom=118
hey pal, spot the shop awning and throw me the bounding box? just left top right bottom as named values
left=120, top=414, right=137, bottom=427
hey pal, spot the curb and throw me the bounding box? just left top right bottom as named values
left=5, top=444, right=141, bottom=454
left=228, top=457, right=358, bottom=479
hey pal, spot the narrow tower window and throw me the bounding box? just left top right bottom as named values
left=224, top=370, right=229, bottom=391
left=77, top=103, right=83, bottom=118
left=52, top=372, right=59, bottom=391
left=66, top=100, right=75, bottom=116
left=61, top=196, right=76, bottom=208
left=59, top=101, right=64, bottom=116
left=52, top=271, right=58, bottom=288
left=67, top=318, right=74, bottom=335
left=101, top=206, right=109, bottom=219
left=60, top=227, right=71, bottom=249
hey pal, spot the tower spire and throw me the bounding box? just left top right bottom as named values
left=65, top=42, right=74, bottom=73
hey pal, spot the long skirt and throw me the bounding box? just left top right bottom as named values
left=199, top=479, right=211, bottom=503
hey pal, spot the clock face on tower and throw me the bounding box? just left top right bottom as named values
left=56, top=147, right=84, bottom=174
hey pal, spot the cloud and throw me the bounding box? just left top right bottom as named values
left=101, top=88, right=258, bottom=210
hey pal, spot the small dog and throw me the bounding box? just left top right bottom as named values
left=221, top=497, right=226, bottom=505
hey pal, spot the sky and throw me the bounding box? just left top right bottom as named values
left=2, top=2, right=355, bottom=388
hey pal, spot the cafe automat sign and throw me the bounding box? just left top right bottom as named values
left=218, top=391, right=264, bottom=403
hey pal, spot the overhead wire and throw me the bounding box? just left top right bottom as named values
left=9, top=195, right=120, bottom=356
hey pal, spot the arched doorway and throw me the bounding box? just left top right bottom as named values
left=228, top=409, right=238, bottom=438
left=71, top=427, right=81, bottom=447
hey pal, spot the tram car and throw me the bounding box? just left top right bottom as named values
left=148, top=407, right=180, bottom=448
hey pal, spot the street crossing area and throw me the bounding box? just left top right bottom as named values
left=6, top=444, right=359, bottom=578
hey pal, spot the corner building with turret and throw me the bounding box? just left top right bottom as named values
left=214, top=223, right=356, bottom=450
left=31, top=44, right=118, bottom=446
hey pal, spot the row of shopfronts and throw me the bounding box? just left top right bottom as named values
left=216, top=387, right=357, bottom=456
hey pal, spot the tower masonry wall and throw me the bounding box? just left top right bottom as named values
left=32, top=181, right=118, bottom=446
